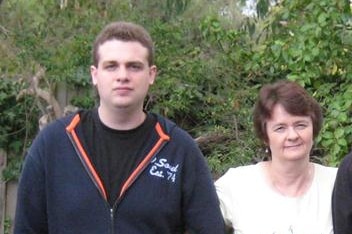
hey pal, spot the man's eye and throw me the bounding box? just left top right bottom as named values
left=129, top=64, right=142, bottom=71
left=105, top=64, right=116, bottom=70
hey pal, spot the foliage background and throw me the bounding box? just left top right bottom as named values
left=0, top=0, right=352, bottom=183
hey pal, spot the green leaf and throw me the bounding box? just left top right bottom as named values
left=322, top=131, right=334, bottom=139
left=334, top=128, right=345, bottom=138
left=338, top=138, right=348, bottom=147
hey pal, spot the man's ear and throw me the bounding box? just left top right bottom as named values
left=90, top=65, right=98, bottom=85
left=149, top=65, right=157, bottom=85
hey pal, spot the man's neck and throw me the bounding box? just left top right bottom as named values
left=97, top=106, right=147, bottom=130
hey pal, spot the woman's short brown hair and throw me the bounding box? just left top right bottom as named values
left=253, top=80, right=323, bottom=145
left=92, top=21, right=154, bottom=67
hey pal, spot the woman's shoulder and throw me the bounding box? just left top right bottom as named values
left=226, top=163, right=260, bottom=174
left=313, top=163, right=337, bottom=174
left=313, top=163, right=337, bottom=183
left=216, top=163, right=262, bottom=185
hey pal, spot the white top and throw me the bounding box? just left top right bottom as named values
left=215, top=163, right=337, bottom=234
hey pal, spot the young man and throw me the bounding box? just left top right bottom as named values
left=14, top=21, right=224, bottom=234
left=332, top=150, right=352, bottom=234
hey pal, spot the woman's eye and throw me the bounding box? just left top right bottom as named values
left=274, top=127, right=284, bottom=132
left=296, top=124, right=307, bottom=129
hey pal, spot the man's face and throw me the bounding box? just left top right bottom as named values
left=91, top=39, right=156, bottom=111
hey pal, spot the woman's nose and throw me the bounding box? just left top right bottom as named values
left=287, top=127, right=299, bottom=140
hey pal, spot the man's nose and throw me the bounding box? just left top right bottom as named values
left=115, top=67, right=128, bottom=81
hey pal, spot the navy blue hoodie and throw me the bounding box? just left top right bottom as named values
left=333, top=151, right=352, bottom=234
left=14, top=112, right=225, bottom=234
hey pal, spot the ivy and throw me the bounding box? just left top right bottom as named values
left=0, top=78, right=38, bottom=181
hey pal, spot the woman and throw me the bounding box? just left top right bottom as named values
left=215, top=80, right=337, bottom=234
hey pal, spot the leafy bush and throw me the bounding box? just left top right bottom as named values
left=0, top=78, right=38, bottom=181
left=0, top=0, right=351, bottom=181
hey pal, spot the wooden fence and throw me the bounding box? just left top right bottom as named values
left=0, top=82, right=74, bottom=233
left=0, top=150, right=17, bottom=234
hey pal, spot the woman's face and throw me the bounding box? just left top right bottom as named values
left=266, top=104, right=314, bottom=162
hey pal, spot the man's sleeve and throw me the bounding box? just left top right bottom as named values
left=14, top=137, right=48, bottom=234
left=332, top=151, right=352, bottom=234
left=182, top=143, right=225, bottom=234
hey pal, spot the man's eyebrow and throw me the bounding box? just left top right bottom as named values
left=126, top=60, right=144, bottom=64
left=102, top=60, right=118, bottom=65
left=126, top=61, right=145, bottom=66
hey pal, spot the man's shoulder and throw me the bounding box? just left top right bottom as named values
left=336, top=151, right=352, bottom=180
left=152, top=113, right=191, bottom=138
left=38, top=109, right=87, bottom=134
left=340, top=151, right=352, bottom=168
left=152, top=113, right=176, bottom=129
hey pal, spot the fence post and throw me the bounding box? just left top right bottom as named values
left=6, top=180, right=17, bottom=234
left=0, top=149, right=6, bottom=234
left=0, top=150, right=18, bottom=234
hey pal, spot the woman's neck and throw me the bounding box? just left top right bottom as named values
left=263, top=161, right=314, bottom=197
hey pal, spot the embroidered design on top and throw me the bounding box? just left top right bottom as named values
left=149, top=157, right=179, bottom=182
left=272, top=225, right=294, bottom=234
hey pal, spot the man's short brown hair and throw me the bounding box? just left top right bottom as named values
left=92, top=21, right=154, bottom=67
